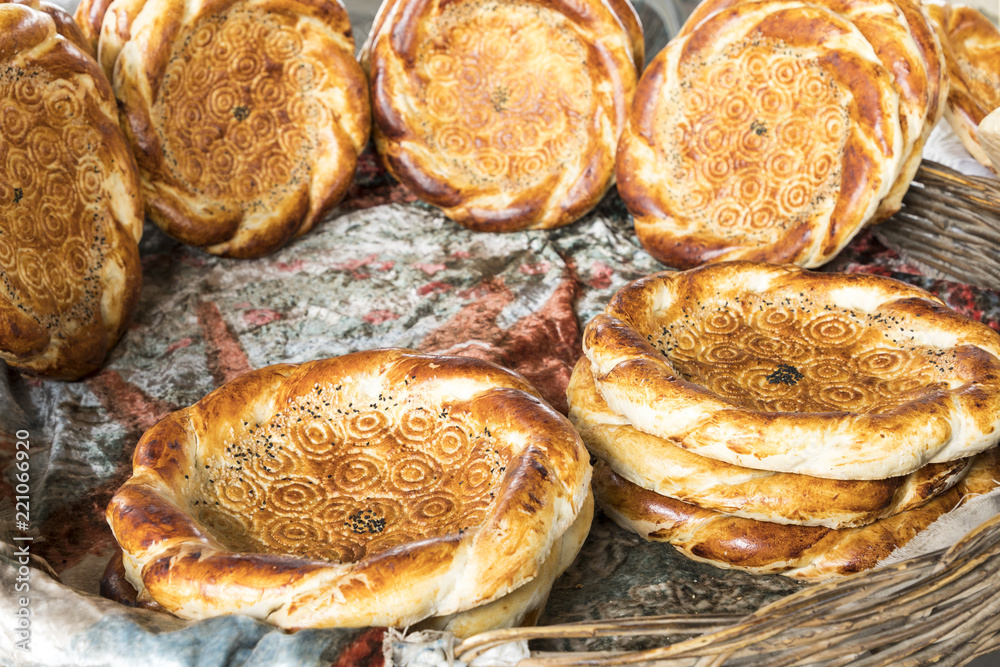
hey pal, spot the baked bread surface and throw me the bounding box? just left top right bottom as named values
left=107, top=349, right=592, bottom=628
left=681, top=0, right=929, bottom=225
left=0, top=3, right=143, bottom=379
left=105, top=0, right=370, bottom=257
left=567, top=358, right=971, bottom=528
left=593, top=448, right=1000, bottom=581
left=617, top=0, right=904, bottom=269
left=369, top=0, right=637, bottom=231
left=926, top=2, right=1000, bottom=170
left=582, top=262, right=1000, bottom=479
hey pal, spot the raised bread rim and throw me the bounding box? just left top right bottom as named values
left=592, top=450, right=1000, bottom=581
left=104, top=0, right=370, bottom=257
left=567, top=358, right=972, bottom=528
left=107, top=348, right=592, bottom=628
left=368, top=0, right=637, bottom=231
left=0, top=3, right=143, bottom=379
left=617, top=0, right=904, bottom=269
left=582, top=262, right=1000, bottom=479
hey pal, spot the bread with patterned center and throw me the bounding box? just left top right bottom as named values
left=582, top=262, right=1000, bottom=479
left=367, top=0, right=638, bottom=231
left=567, top=358, right=971, bottom=528
left=592, top=450, right=1000, bottom=581
left=926, top=1, right=1000, bottom=172
left=680, top=0, right=935, bottom=226
left=98, top=0, right=370, bottom=257
left=107, top=349, right=592, bottom=628
left=617, top=0, right=904, bottom=269
left=0, top=3, right=142, bottom=380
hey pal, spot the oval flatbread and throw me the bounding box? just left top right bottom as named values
left=567, top=358, right=971, bottom=528
left=104, top=0, right=370, bottom=257
left=108, top=349, right=592, bottom=628
left=369, top=0, right=638, bottom=231
left=0, top=3, right=142, bottom=380
left=592, top=449, right=1000, bottom=581
left=617, top=0, right=904, bottom=268
left=583, top=262, right=1000, bottom=479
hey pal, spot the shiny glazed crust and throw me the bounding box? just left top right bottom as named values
left=368, top=0, right=637, bottom=231
left=926, top=2, right=1000, bottom=171
left=107, top=349, right=592, bottom=628
left=103, top=490, right=595, bottom=637
left=617, top=0, right=903, bottom=269
left=105, top=0, right=370, bottom=257
left=5, top=0, right=94, bottom=55
left=0, top=4, right=143, bottom=380
left=417, top=490, right=593, bottom=638
left=593, top=449, right=1000, bottom=581
left=567, top=359, right=971, bottom=528
left=680, top=0, right=928, bottom=224
left=582, top=262, right=1000, bottom=479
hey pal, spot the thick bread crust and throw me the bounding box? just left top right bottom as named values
left=361, top=0, right=644, bottom=74
left=107, top=349, right=592, bottom=628
left=102, top=491, right=594, bottom=636
left=417, top=489, right=593, bottom=638
left=106, top=0, right=370, bottom=257
left=0, top=3, right=143, bottom=380
left=567, top=358, right=971, bottom=528
left=369, top=0, right=637, bottom=231
left=680, top=0, right=928, bottom=224
left=593, top=449, right=1000, bottom=581
left=4, top=0, right=94, bottom=56
left=926, top=2, right=1000, bottom=171
left=617, top=0, right=903, bottom=269
left=582, top=263, right=1000, bottom=479
left=72, top=0, right=114, bottom=55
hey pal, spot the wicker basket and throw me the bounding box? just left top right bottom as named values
left=875, top=161, right=1000, bottom=291
left=452, top=510, right=1000, bottom=666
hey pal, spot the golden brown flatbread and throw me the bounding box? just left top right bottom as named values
left=617, top=0, right=905, bottom=268
left=102, top=0, right=370, bottom=257
left=104, top=491, right=595, bottom=638
left=107, top=349, right=592, bottom=628
left=368, top=0, right=638, bottom=231
left=592, top=448, right=999, bottom=581
left=926, top=2, right=1000, bottom=171
left=680, top=0, right=929, bottom=224
left=567, top=358, right=971, bottom=528
left=0, top=3, right=142, bottom=380
left=582, top=262, right=1000, bottom=479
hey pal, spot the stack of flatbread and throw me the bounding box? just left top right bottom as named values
left=616, top=0, right=947, bottom=269
left=571, top=262, right=1000, bottom=581
left=361, top=0, right=642, bottom=231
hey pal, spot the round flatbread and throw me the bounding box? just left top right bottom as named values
left=567, top=358, right=971, bottom=528
left=369, top=0, right=637, bottom=231
left=616, top=0, right=904, bottom=269
left=104, top=490, right=595, bottom=638
left=926, top=2, right=1000, bottom=171
left=592, top=449, right=1000, bottom=581
left=108, top=349, right=592, bottom=628
left=582, top=262, right=1000, bottom=479
left=0, top=3, right=142, bottom=380
left=104, top=0, right=370, bottom=257
left=680, top=0, right=928, bottom=224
